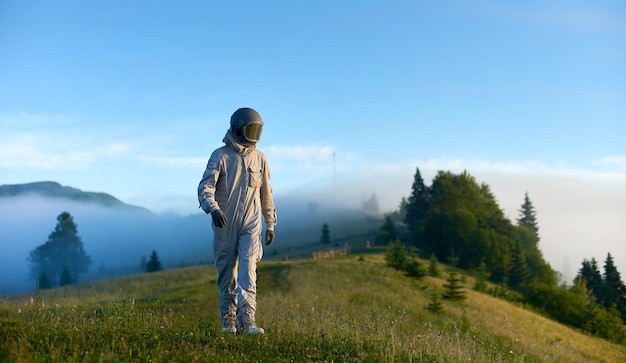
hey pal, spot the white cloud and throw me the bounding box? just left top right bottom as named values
left=0, top=132, right=137, bottom=171
left=593, top=155, right=626, bottom=171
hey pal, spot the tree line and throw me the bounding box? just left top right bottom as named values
left=378, top=167, right=626, bottom=344
left=28, top=211, right=163, bottom=290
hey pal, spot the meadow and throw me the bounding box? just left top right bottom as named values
left=1, top=253, right=626, bottom=362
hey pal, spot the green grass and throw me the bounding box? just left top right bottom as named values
left=2, top=254, right=626, bottom=362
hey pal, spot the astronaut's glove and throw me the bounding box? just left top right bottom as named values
left=211, top=209, right=227, bottom=228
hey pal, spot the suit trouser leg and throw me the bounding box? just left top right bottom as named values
left=236, top=232, right=262, bottom=328
left=213, top=232, right=238, bottom=328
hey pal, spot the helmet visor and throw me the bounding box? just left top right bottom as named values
left=243, top=122, right=263, bottom=143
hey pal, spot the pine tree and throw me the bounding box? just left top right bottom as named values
left=59, top=265, right=74, bottom=286
left=427, top=290, right=444, bottom=313
left=579, top=258, right=604, bottom=300
left=376, top=215, right=398, bottom=245
left=145, top=250, right=162, bottom=273
left=602, top=253, right=626, bottom=321
left=443, top=251, right=466, bottom=301
left=28, top=211, right=91, bottom=288
left=320, top=223, right=331, bottom=245
left=443, top=268, right=466, bottom=301
left=404, top=167, right=430, bottom=248
left=428, top=253, right=440, bottom=278
left=508, top=241, right=531, bottom=290
left=517, top=192, right=539, bottom=242
left=385, top=240, right=407, bottom=271
left=397, top=197, right=408, bottom=223
left=362, top=192, right=379, bottom=213
left=474, top=260, right=491, bottom=292
left=405, top=258, right=426, bottom=279
left=38, top=272, right=52, bottom=290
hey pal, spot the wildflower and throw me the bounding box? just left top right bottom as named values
left=18, top=308, right=22, bottom=314
left=29, top=297, right=34, bottom=305
left=366, top=325, right=372, bottom=331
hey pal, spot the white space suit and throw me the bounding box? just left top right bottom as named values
left=198, top=108, right=276, bottom=334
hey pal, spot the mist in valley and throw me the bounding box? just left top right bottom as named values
left=0, top=196, right=214, bottom=296
left=3, top=172, right=623, bottom=297
left=0, top=191, right=378, bottom=296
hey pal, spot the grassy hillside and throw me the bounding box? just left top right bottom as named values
left=1, top=254, right=625, bottom=362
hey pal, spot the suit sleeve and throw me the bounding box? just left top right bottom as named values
left=198, top=151, right=221, bottom=213
left=260, top=157, right=277, bottom=230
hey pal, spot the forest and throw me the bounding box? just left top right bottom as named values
left=380, top=167, right=626, bottom=344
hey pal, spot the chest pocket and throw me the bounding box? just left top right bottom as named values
left=248, top=167, right=263, bottom=188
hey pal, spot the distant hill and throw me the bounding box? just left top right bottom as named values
left=0, top=181, right=149, bottom=212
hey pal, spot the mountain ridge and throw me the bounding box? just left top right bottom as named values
left=0, top=181, right=149, bottom=212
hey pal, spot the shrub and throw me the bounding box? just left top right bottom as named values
left=405, top=258, right=426, bottom=279
left=385, top=240, right=407, bottom=271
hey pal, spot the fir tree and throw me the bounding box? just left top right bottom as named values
left=376, top=215, right=398, bottom=245
left=28, top=211, right=91, bottom=288
left=427, top=290, right=444, bottom=313
left=362, top=192, right=379, bottom=213
left=443, top=251, right=466, bottom=301
left=405, top=258, right=426, bottom=279
left=428, top=253, right=440, bottom=277
left=145, top=250, right=162, bottom=273
left=59, top=265, right=74, bottom=286
left=443, top=268, right=466, bottom=301
left=385, top=240, right=407, bottom=271
left=404, top=167, right=430, bottom=248
left=38, top=272, right=52, bottom=290
left=397, top=197, right=408, bottom=224
left=474, top=260, right=491, bottom=292
left=508, top=241, right=532, bottom=290
left=517, top=192, right=539, bottom=242
left=320, top=223, right=331, bottom=245
left=579, top=258, right=604, bottom=300
left=602, top=253, right=626, bottom=320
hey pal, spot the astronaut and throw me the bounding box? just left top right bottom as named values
left=197, top=107, right=277, bottom=335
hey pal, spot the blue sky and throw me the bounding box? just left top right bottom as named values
left=1, top=1, right=625, bottom=279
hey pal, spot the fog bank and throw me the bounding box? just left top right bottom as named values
left=0, top=196, right=211, bottom=296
